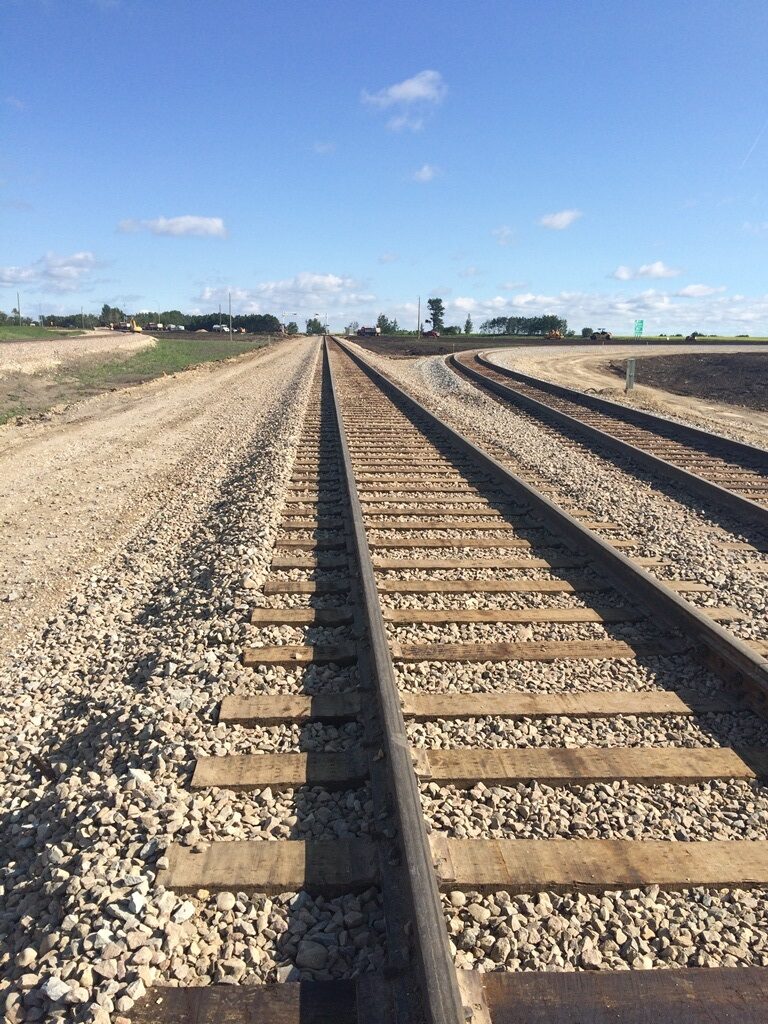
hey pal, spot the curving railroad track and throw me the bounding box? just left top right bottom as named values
left=450, top=350, right=768, bottom=537
left=134, top=338, right=768, bottom=1023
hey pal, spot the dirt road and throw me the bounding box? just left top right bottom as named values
left=0, top=336, right=315, bottom=654
left=492, top=343, right=768, bottom=446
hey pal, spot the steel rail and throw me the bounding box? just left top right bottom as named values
left=332, top=337, right=768, bottom=712
left=450, top=353, right=768, bottom=532
left=324, top=339, right=466, bottom=1024
left=476, top=350, right=768, bottom=465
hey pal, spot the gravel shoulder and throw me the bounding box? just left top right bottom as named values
left=489, top=343, right=768, bottom=447
left=0, top=339, right=310, bottom=654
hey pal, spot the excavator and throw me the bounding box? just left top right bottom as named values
left=546, top=329, right=563, bottom=340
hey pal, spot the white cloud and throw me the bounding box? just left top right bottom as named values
left=313, top=141, right=335, bottom=154
left=459, top=266, right=481, bottom=278
left=0, top=251, right=99, bottom=293
left=675, top=284, right=725, bottom=298
left=412, top=163, right=438, bottom=183
left=539, top=209, right=583, bottom=230
left=118, top=215, right=226, bottom=238
left=499, top=280, right=525, bottom=290
left=611, top=260, right=681, bottom=280
left=492, top=226, right=514, bottom=246
left=197, top=272, right=374, bottom=318
left=428, top=287, right=768, bottom=335
left=387, top=113, right=424, bottom=132
left=362, top=70, right=447, bottom=108
left=378, top=252, right=400, bottom=264
left=744, top=221, right=768, bottom=235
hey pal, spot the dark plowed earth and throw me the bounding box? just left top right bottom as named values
left=608, top=352, right=768, bottom=412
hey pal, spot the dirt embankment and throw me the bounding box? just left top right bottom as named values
left=0, top=329, right=154, bottom=375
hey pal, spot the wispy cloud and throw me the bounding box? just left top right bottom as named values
left=744, top=221, right=768, bottom=235
left=197, top=272, right=374, bottom=317
left=675, top=283, right=725, bottom=298
left=459, top=266, right=481, bottom=278
left=363, top=70, right=447, bottom=108
left=363, top=70, right=446, bottom=133
left=387, top=113, right=424, bottom=132
left=313, top=141, right=335, bottom=155
left=612, top=260, right=681, bottom=280
left=378, top=252, right=400, bottom=264
left=412, top=163, right=439, bottom=183
left=0, top=251, right=99, bottom=292
left=539, top=209, right=583, bottom=230
left=118, top=215, right=227, bottom=238
left=492, top=226, right=514, bottom=247
left=3, top=96, right=25, bottom=110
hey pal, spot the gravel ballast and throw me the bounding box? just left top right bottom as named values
left=0, top=339, right=392, bottom=1022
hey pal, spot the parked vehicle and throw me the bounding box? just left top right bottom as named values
left=356, top=326, right=381, bottom=336
left=423, top=329, right=440, bottom=337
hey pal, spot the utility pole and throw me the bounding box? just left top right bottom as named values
left=81, top=307, right=85, bottom=331
left=416, top=295, right=421, bottom=338
left=17, top=292, right=21, bottom=326
left=228, top=292, right=232, bottom=336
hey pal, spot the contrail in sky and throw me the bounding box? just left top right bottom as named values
left=740, top=117, right=768, bottom=168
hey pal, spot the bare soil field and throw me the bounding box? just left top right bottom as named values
left=606, top=352, right=768, bottom=413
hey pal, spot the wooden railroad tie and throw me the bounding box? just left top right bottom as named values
left=159, top=836, right=768, bottom=895
left=219, top=690, right=735, bottom=725
left=191, top=745, right=765, bottom=791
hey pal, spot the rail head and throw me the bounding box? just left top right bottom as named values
left=450, top=352, right=768, bottom=532
left=332, top=336, right=768, bottom=712
left=475, top=349, right=768, bottom=464
left=324, top=339, right=467, bottom=1024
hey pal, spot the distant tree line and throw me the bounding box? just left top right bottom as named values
left=479, top=315, right=570, bottom=335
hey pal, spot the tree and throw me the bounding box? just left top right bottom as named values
left=100, top=304, right=125, bottom=325
left=306, top=317, right=324, bottom=334
left=285, top=322, right=298, bottom=335
left=443, top=325, right=462, bottom=335
left=581, top=327, right=593, bottom=337
left=346, top=321, right=359, bottom=335
left=377, top=313, right=398, bottom=334
left=426, top=297, right=445, bottom=332
left=464, top=315, right=473, bottom=335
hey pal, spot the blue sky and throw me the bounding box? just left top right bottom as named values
left=2, top=0, right=768, bottom=333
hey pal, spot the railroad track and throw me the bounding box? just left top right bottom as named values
left=134, top=338, right=768, bottom=1023
left=451, top=350, right=768, bottom=536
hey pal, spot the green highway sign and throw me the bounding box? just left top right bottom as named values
left=634, top=319, right=644, bottom=336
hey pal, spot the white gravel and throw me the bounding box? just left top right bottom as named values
left=442, top=885, right=768, bottom=971
left=352, top=344, right=768, bottom=644
left=0, top=340, right=390, bottom=1023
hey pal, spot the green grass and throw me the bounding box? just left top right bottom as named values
left=0, top=324, right=83, bottom=342
left=69, top=335, right=272, bottom=388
